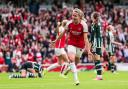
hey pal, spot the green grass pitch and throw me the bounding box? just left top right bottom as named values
left=0, top=71, right=128, bottom=89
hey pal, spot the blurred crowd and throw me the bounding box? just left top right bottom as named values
left=0, top=0, right=128, bottom=72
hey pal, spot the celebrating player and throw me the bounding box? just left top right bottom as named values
left=51, top=8, right=91, bottom=85
left=43, top=20, right=69, bottom=78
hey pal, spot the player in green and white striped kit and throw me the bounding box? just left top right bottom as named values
left=9, top=62, right=43, bottom=78
left=105, top=25, right=122, bottom=73
left=90, top=12, right=103, bottom=80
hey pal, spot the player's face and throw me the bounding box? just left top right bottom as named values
left=107, top=26, right=111, bottom=31
left=107, top=25, right=113, bottom=32
left=93, top=18, right=98, bottom=24
left=72, top=11, right=80, bottom=23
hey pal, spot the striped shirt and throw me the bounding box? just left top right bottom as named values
left=90, top=23, right=102, bottom=48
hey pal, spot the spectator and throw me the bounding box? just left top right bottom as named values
left=124, top=44, right=128, bottom=62
left=0, top=51, right=8, bottom=72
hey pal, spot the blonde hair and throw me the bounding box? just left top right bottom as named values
left=73, top=8, right=87, bottom=22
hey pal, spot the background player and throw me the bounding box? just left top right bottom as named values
left=105, top=25, right=122, bottom=73
left=9, top=61, right=42, bottom=78
left=90, top=12, right=103, bottom=80
left=43, top=20, right=69, bottom=78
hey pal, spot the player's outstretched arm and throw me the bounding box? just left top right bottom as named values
left=112, top=41, right=122, bottom=46
left=51, top=29, right=66, bottom=47
left=84, top=32, right=92, bottom=54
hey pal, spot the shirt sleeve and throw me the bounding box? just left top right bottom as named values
left=81, top=20, right=88, bottom=32
left=59, top=26, right=65, bottom=33
left=64, top=20, right=72, bottom=31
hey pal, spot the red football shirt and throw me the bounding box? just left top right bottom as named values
left=65, top=20, right=88, bottom=48
left=55, top=26, right=66, bottom=48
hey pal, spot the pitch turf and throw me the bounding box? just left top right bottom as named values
left=0, top=71, right=128, bottom=89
